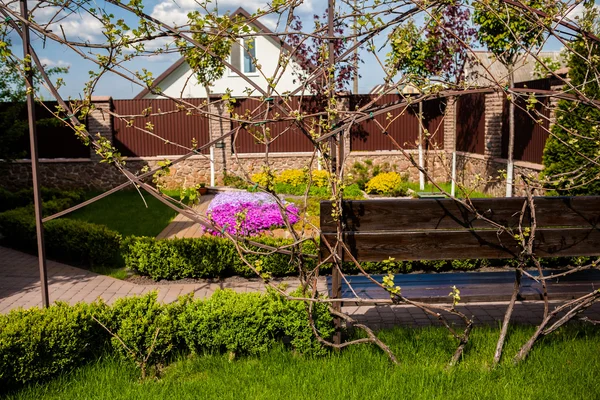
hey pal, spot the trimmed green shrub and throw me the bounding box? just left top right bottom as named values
left=100, top=292, right=185, bottom=376
left=0, top=187, right=84, bottom=212
left=0, top=207, right=123, bottom=267
left=272, top=182, right=362, bottom=197
left=122, top=236, right=236, bottom=280
left=178, top=289, right=333, bottom=357
left=122, top=236, right=318, bottom=280
left=0, top=290, right=333, bottom=390
left=0, top=301, right=108, bottom=389
left=365, top=172, right=403, bottom=195
left=179, top=290, right=282, bottom=356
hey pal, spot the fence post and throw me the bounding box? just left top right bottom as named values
left=443, top=96, right=457, bottom=195
left=484, top=92, right=503, bottom=159
left=88, top=96, right=113, bottom=161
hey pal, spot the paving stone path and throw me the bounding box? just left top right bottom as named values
left=2, top=246, right=600, bottom=328
left=0, top=246, right=320, bottom=312
left=156, top=194, right=214, bottom=239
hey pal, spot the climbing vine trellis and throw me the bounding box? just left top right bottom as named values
left=2, top=0, right=600, bottom=365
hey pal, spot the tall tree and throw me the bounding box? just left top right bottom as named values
left=0, top=37, right=68, bottom=162
left=473, top=0, right=554, bottom=196
left=542, top=1, right=600, bottom=195
left=286, top=10, right=358, bottom=93
left=387, top=3, right=476, bottom=85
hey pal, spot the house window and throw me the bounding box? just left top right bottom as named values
left=243, top=38, right=256, bottom=73
left=230, top=38, right=257, bottom=74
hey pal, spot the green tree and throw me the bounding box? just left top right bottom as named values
left=474, top=0, right=554, bottom=196
left=387, top=4, right=476, bottom=84
left=473, top=0, right=551, bottom=67
left=0, top=37, right=68, bottom=162
left=542, top=2, right=600, bottom=195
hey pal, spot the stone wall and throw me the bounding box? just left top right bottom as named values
left=0, top=151, right=452, bottom=191
left=455, top=152, right=543, bottom=196
left=0, top=157, right=211, bottom=191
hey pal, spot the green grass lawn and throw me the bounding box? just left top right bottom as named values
left=65, top=190, right=179, bottom=237
left=8, top=325, right=600, bottom=400
left=405, top=182, right=491, bottom=198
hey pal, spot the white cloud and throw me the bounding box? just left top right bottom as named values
left=563, top=3, right=600, bottom=21
left=149, top=0, right=314, bottom=29
left=150, top=0, right=199, bottom=27
left=53, top=13, right=104, bottom=42
left=39, top=57, right=71, bottom=68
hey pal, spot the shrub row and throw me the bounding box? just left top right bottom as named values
left=122, top=236, right=319, bottom=279
left=0, top=290, right=333, bottom=390
left=0, top=207, right=122, bottom=268
left=0, top=187, right=84, bottom=212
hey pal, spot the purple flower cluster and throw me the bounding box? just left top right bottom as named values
left=207, top=191, right=299, bottom=236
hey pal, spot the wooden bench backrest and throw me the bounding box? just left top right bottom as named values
left=320, top=197, right=600, bottom=262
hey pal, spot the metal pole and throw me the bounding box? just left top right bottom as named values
left=209, top=146, right=215, bottom=187
left=418, top=101, right=425, bottom=191
left=451, top=97, right=457, bottom=197
left=20, top=0, right=49, bottom=308
left=506, top=66, right=515, bottom=197
left=353, top=0, right=359, bottom=95
left=328, top=0, right=343, bottom=345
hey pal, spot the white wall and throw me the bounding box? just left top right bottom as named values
left=145, top=35, right=306, bottom=99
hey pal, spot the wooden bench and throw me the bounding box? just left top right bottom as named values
left=320, top=196, right=600, bottom=303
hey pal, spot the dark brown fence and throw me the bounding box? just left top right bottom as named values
left=113, top=98, right=210, bottom=156
left=231, top=97, right=316, bottom=153
left=501, top=78, right=551, bottom=164
left=0, top=101, right=89, bottom=159
left=350, top=94, right=445, bottom=151
left=456, top=93, right=486, bottom=154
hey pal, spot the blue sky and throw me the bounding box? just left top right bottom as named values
left=13, top=0, right=572, bottom=100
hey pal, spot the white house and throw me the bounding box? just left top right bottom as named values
left=135, top=8, right=305, bottom=99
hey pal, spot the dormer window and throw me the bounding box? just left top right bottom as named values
left=230, top=38, right=257, bottom=74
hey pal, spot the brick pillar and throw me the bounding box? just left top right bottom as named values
left=484, top=92, right=503, bottom=159
left=88, top=96, right=113, bottom=160
left=208, top=96, right=232, bottom=182
left=337, top=94, right=351, bottom=156
left=443, top=96, right=457, bottom=153
left=548, top=84, right=561, bottom=129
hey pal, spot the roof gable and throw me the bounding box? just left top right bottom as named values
left=134, top=7, right=297, bottom=99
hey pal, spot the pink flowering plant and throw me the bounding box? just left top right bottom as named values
left=207, top=192, right=299, bottom=236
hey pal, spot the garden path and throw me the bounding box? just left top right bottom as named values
left=156, top=194, right=214, bottom=239
left=0, top=246, right=324, bottom=312
left=2, top=246, right=600, bottom=328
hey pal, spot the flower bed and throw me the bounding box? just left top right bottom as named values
left=207, top=191, right=299, bottom=236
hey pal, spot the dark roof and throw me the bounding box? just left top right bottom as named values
left=134, top=7, right=297, bottom=99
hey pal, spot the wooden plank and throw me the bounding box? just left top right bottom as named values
left=321, top=228, right=600, bottom=262
left=320, top=197, right=600, bottom=232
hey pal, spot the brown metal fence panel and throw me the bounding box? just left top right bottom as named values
left=0, top=101, right=89, bottom=159
left=350, top=94, right=445, bottom=151
left=231, top=97, right=316, bottom=153
left=501, top=78, right=551, bottom=164
left=456, top=93, right=486, bottom=154
left=113, top=98, right=210, bottom=157
left=423, top=99, right=445, bottom=150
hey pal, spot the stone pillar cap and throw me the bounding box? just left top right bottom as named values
left=90, top=96, right=113, bottom=102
